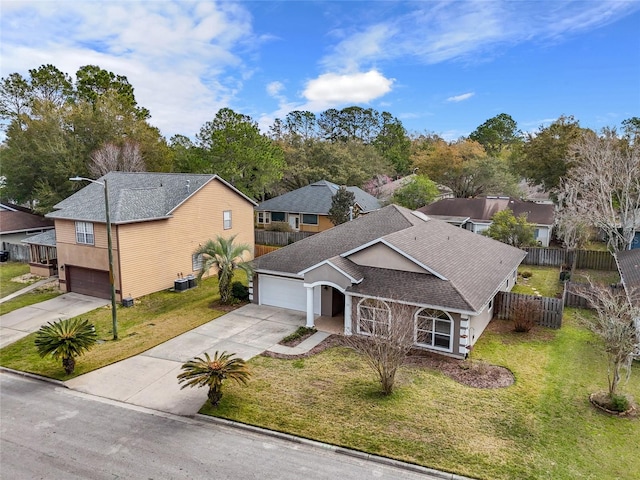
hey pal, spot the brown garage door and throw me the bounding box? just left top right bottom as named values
left=67, top=266, right=111, bottom=299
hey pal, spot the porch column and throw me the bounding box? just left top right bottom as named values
left=306, top=286, right=315, bottom=328
left=344, top=294, right=352, bottom=335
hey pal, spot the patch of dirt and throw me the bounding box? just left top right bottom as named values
left=589, top=392, right=638, bottom=418
left=10, top=273, right=44, bottom=284
left=485, top=318, right=556, bottom=343
left=262, top=335, right=515, bottom=389
left=209, top=300, right=247, bottom=312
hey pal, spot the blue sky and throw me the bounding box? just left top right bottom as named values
left=1, top=1, right=639, bottom=140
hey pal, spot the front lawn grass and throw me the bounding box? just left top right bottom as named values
left=0, top=262, right=34, bottom=297
left=205, top=310, right=640, bottom=480
left=0, top=276, right=229, bottom=380
left=0, top=288, right=61, bottom=316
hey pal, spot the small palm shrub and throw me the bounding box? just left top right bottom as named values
left=177, top=351, right=250, bottom=406
left=34, top=318, right=98, bottom=374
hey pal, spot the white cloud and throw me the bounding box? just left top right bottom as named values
left=447, top=92, right=475, bottom=103
left=0, top=0, right=257, bottom=138
left=266, top=81, right=285, bottom=97
left=302, top=70, right=394, bottom=110
left=320, top=1, right=639, bottom=70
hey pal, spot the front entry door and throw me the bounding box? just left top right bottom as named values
left=288, top=214, right=300, bottom=231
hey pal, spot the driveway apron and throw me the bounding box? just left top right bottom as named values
left=0, top=293, right=110, bottom=348
left=65, top=304, right=306, bottom=416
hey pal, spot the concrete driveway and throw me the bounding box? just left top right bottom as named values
left=65, top=304, right=306, bottom=416
left=0, top=293, right=110, bottom=348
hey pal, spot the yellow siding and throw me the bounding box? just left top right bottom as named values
left=117, top=179, right=255, bottom=299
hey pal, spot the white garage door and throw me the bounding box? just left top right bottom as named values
left=259, top=275, right=320, bottom=314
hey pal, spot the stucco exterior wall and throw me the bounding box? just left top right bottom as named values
left=347, top=243, right=428, bottom=273
left=348, top=296, right=464, bottom=359
left=304, top=263, right=352, bottom=290
left=55, top=219, right=121, bottom=295
left=117, top=179, right=255, bottom=299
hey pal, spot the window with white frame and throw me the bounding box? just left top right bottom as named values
left=302, top=213, right=318, bottom=225
left=223, top=210, right=232, bottom=230
left=415, top=308, right=453, bottom=351
left=357, top=298, right=390, bottom=336
left=192, top=253, right=203, bottom=271
left=75, top=221, right=94, bottom=245
left=257, top=211, right=270, bottom=224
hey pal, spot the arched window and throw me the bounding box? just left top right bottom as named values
left=357, top=298, right=390, bottom=336
left=415, top=308, right=453, bottom=351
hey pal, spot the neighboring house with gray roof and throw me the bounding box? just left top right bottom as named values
left=615, top=249, right=640, bottom=353
left=45, top=172, right=256, bottom=300
left=0, top=203, right=54, bottom=260
left=255, top=180, right=381, bottom=233
left=252, top=204, right=526, bottom=358
left=418, top=196, right=555, bottom=247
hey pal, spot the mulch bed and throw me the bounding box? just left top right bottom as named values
left=262, top=334, right=515, bottom=389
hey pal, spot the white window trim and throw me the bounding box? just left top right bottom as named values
left=257, top=212, right=271, bottom=224
left=192, top=253, right=203, bottom=272
left=223, top=210, right=232, bottom=230
left=357, top=298, right=391, bottom=336
left=414, top=308, right=454, bottom=353
left=75, top=221, right=94, bottom=245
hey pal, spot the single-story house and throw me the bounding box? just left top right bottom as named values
left=255, top=180, right=381, bottom=233
left=252, top=204, right=526, bottom=358
left=417, top=196, right=555, bottom=247
left=376, top=174, right=454, bottom=204
left=615, top=248, right=640, bottom=351
left=45, top=172, right=256, bottom=300
left=0, top=203, right=54, bottom=260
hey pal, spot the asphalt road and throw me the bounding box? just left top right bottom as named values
left=0, top=373, right=448, bottom=480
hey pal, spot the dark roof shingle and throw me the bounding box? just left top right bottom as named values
left=46, top=172, right=255, bottom=223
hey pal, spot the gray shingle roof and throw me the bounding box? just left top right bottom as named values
left=418, top=197, right=554, bottom=226
left=256, top=180, right=381, bottom=215
left=616, top=249, right=640, bottom=306
left=46, top=172, right=256, bottom=223
left=21, top=229, right=56, bottom=246
left=254, top=204, right=420, bottom=274
left=382, top=221, right=527, bottom=311
left=256, top=204, right=526, bottom=313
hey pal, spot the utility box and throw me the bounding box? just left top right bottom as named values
left=174, top=278, right=188, bottom=292
left=122, top=297, right=134, bottom=308
left=0, top=251, right=8, bottom=262
left=186, top=274, right=196, bottom=289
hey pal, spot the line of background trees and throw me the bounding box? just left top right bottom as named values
left=1, top=64, right=638, bottom=251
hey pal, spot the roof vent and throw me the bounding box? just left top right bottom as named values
left=186, top=180, right=190, bottom=194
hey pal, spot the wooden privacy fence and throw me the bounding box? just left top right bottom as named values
left=0, top=243, right=30, bottom=262
left=255, top=230, right=315, bottom=247
left=494, top=291, right=563, bottom=329
left=521, top=247, right=616, bottom=271
left=254, top=244, right=280, bottom=258
left=563, top=281, right=626, bottom=309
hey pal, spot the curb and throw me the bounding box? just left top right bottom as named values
left=196, top=414, right=476, bottom=480
left=0, top=366, right=68, bottom=388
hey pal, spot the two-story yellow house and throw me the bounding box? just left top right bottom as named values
left=46, top=172, right=256, bottom=300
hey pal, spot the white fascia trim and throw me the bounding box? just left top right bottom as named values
left=341, top=238, right=447, bottom=281
left=298, top=259, right=362, bottom=284
left=477, top=263, right=523, bottom=312
left=348, top=292, right=477, bottom=316
left=256, top=269, right=303, bottom=279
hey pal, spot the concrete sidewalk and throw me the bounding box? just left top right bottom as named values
left=0, top=276, right=58, bottom=304
left=0, top=292, right=110, bottom=348
left=65, top=304, right=329, bottom=416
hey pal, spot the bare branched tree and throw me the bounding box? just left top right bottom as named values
left=575, top=280, right=640, bottom=398
left=510, top=297, right=541, bottom=333
left=554, top=203, right=592, bottom=275
left=557, top=130, right=640, bottom=253
left=344, top=298, right=416, bottom=395
left=89, top=140, right=145, bottom=177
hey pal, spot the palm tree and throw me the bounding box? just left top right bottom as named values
left=194, top=235, right=253, bottom=304
left=177, top=351, right=251, bottom=406
left=34, top=318, right=98, bottom=374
